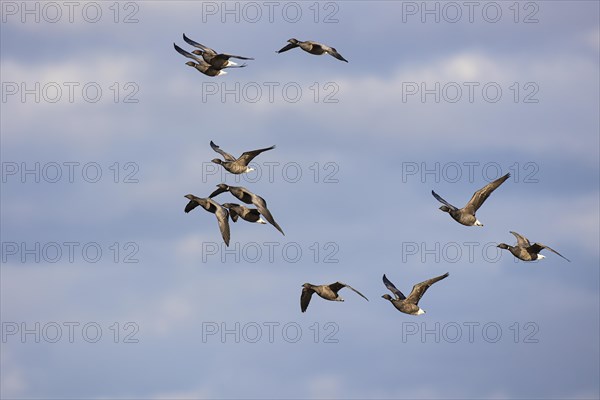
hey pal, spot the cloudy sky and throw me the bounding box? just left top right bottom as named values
left=1, top=1, right=599, bottom=399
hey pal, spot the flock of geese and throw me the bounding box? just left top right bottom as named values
left=301, top=174, right=570, bottom=314
left=431, top=174, right=570, bottom=262
left=184, top=141, right=284, bottom=247
left=178, top=36, right=570, bottom=315
left=174, top=34, right=348, bottom=77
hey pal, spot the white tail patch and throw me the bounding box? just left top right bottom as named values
left=416, top=308, right=426, bottom=315
left=227, top=60, right=238, bottom=67
left=218, top=70, right=227, bottom=76
left=537, top=254, right=546, bottom=260
left=474, top=219, right=483, bottom=226
left=257, top=218, right=267, bottom=224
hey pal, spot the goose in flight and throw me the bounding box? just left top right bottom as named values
left=174, top=43, right=246, bottom=77
left=301, top=282, right=368, bottom=312
left=210, top=141, right=275, bottom=174
left=184, top=194, right=230, bottom=246
left=381, top=273, right=449, bottom=315
left=183, top=34, right=254, bottom=68
left=276, top=39, right=348, bottom=62
left=497, top=231, right=570, bottom=262
left=222, top=203, right=267, bottom=224
left=431, top=173, right=510, bottom=226
left=209, top=184, right=284, bottom=235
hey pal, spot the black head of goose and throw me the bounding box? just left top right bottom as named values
left=431, top=173, right=510, bottom=226
left=276, top=38, right=348, bottom=62
left=497, top=231, right=570, bottom=262
left=381, top=273, right=449, bottom=316
left=301, top=282, right=368, bottom=312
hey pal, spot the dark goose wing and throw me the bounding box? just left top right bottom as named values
left=301, top=287, right=314, bottom=312
left=328, top=282, right=369, bottom=301
left=276, top=42, right=299, bottom=53
left=182, top=33, right=217, bottom=54
left=209, top=185, right=229, bottom=199
left=215, top=53, right=254, bottom=61
left=250, top=192, right=284, bottom=235
left=216, top=209, right=230, bottom=246
left=529, top=243, right=571, bottom=262
left=510, top=231, right=531, bottom=247
left=322, top=45, right=348, bottom=62
left=431, top=190, right=458, bottom=211
left=237, top=145, right=276, bottom=166
left=406, top=273, right=449, bottom=305
left=184, top=195, right=207, bottom=213
left=464, top=173, right=510, bottom=214
left=382, top=274, right=406, bottom=300
left=185, top=200, right=200, bottom=213
left=255, top=202, right=284, bottom=235
left=222, top=203, right=247, bottom=223
left=210, top=141, right=236, bottom=161
left=174, top=43, right=204, bottom=63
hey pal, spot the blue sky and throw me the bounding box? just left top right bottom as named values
left=1, top=1, right=599, bottom=399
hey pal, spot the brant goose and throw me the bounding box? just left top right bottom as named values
left=381, top=273, right=449, bottom=315
left=497, top=231, right=570, bottom=262
left=276, top=39, right=348, bottom=62
left=301, top=282, right=368, bottom=312
left=210, top=141, right=275, bottom=174
left=432, top=173, right=510, bottom=226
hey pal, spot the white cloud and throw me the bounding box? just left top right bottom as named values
left=0, top=351, right=27, bottom=399
left=1, top=55, right=139, bottom=90
left=149, top=293, right=194, bottom=336
left=308, top=374, right=343, bottom=399
left=0, top=369, right=26, bottom=399
left=582, top=27, right=600, bottom=50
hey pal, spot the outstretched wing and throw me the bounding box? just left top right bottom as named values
left=406, top=273, right=449, bottom=305
left=237, top=145, right=276, bottom=166
left=324, top=45, right=348, bottom=62
left=182, top=33, right=216, bottom=54
left=329, top=282, right=369, bottom=301
left=382, top=274, right=406, bottom=300
left=255, top=203, right=284, bottom=235
left=252, top=193, right=284, bottom=235
left=301, top=287, right=314, bottom=312
left=215, top=207, right=230, bottom=247
left=510, top=231, right=531, bottom=247
left=210, top=141, right=236, bottom=161
left=529, top=243, right=571, bottom=262
left=228, top=208, right=239, bottom=222
left=184, top=199, right=200, bottom=213
left=431, top=190, right=458, bottom=211
left=184, top=196, right=207, bottom=213
left=209, top=185, right=229, bottom=199
left=217, top=53, right=254, bottom=61
left=174, top=43, right=203, bottom=62
left=276, top=42, right=299, bottom=53
left=464, top=173, right=510, bottom=213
